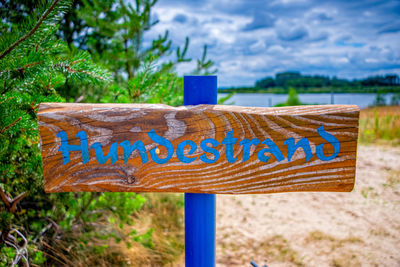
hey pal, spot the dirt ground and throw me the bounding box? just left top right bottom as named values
left=215, top=144, right=400, bottom=267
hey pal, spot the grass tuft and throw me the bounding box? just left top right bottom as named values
left=359, top=106, right=400, bottom=145
left=44, top=193, right=185, bottom=266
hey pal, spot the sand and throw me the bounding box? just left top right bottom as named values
left=216, top=145, right=400, bottom=266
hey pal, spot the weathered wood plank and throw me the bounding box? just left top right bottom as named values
left=38, top=103, right=360, bottom=194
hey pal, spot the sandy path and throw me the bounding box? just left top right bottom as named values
left=216, top=145, right=400, bottom=266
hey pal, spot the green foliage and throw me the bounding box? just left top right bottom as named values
left=219, top=85, right=400, bottom=94
left=53, top=0, right=216, bottom=104
left=391, top=93, right=400, bottom=105
left=222, top=71, right=400, bottom=95
left=371, top=89, right=400, bottom=107
left=31, top=250, right=46, bottom=265
left=141, top=193, right=185, bottom=264
left=100, top=55, right=184, bottom=106
left=0, top=1, right=145, bottom=265
left=193, top=44, right=217, bottom=75
left=256, top=71, right=399, bottom=90
left=0, top=246, right=16, bottom=266
left=1, top=0, right=219, bottom=265
left=359, top=107, right=400, bottom=145
left=218, top=92, right=235, bottom=105
left=286, top=88, right=302, bottom=106
left=0, top=0, right=108, bottom=202
left=275, top=88, right=302, bottom=107
left=132, top=228, right=154, bottom=249
left=373, top=90, right=386, bottom=106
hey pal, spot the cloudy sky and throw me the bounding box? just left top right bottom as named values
left=144, top=0, right=400, bottom=87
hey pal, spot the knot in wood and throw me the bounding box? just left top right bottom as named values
left=126, top=176, right=136, bottom=184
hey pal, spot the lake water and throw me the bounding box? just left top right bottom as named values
left=218, top=93, right=396, bottom=109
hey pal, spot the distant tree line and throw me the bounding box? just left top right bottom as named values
left=255, top=71, right=400, bottom=89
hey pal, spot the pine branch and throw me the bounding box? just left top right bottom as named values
left=0, top=117, right=22, bottom=134
left=17, top=62, right=41, bottom=75
left=53, top=63, right=107, bottom=81
left=0, top=0, right=60, bottom=60
left=0, top=96, right=15, bottom=105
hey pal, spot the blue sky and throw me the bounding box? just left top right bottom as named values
left=144, top=0, right=400, bottom=87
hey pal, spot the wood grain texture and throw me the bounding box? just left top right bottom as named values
left=38, top=103, right=360, bottom=194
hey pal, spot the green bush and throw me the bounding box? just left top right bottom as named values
left=1, top=0, right=218, bottom=265
left=275, top=88, right=303, bottom=106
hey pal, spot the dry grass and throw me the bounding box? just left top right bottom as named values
left=359, top=106, right=400, bottom=145
left=45, top=193, right=185, bottom=266
left=305, top=231, right=363, bottom=248
left=332, top=253, right=361, bottom=267
left=383, top=170, right=400, bottom=188
left=218, top=234, right=304, bottom=266
left=116, top=193, right=185, bottom=266
left=304, top=231, right=363, bottom=267
left=258, top=235, right=304, bottom=266
left=217, top=230, right=365, bottom=267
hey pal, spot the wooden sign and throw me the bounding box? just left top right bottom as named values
left=38, top=103, right=359, bottom=194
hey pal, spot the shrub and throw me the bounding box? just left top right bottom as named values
left=1, top=0, right=219, bottom=265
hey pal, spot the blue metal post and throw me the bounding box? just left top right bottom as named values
left=184, top=76, right=217, bottom=267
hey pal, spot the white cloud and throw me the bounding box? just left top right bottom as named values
left=148, top=0, right=400, bottom=87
